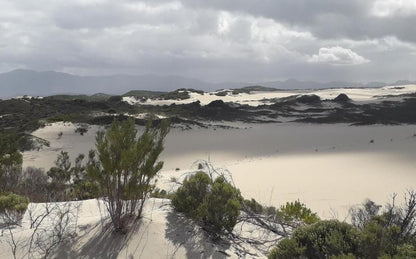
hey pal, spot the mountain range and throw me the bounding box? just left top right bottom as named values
left=0, top=69, right=414, bottom=99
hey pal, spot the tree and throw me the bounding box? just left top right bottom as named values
left=72, top=152, right=99, bottom=200
left=47, top=151, right=72, bottom=201
left=87, top=118, right=169, bottom=232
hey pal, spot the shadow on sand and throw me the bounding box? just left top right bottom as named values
left=165, top=212, right=230, bottom=259
left=55, top=220, right=140, bottom=259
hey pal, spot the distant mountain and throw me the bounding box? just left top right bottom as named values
left=257, top=79, right=416, bottom=90
left=0, top=69, right=414, bottom=99
left=0, top=69, right=215, bottom=98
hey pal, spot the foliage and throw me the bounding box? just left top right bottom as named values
left=47, top=151, right=72, bottom=201
left=74, top=124, right=89, bottom=135
left=87, top=118, right=169, bottom=232
left=171, top=171, right=242, bottom=236
left=268, top=238, right=305, bottom=259
left=200, top=177, right=242, bottom=234
left=0, top=192, right=29, bottom=224
left=171, top=171, right=212, bottom=219
left=72, top=152, right=99, bottom=200
left=269, top=220, right=361, bottom=259
left=243, top=198, right=265, bottom=214
left=277, top=200, right=320, bottom=225
left=18, top=167, right=49, bottom=202
left=270, top=192, right=416, bottom=259
left=0, top=133, right=23, bottom=193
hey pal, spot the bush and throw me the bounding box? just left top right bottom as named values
left=200, top=177, right=242, bottom=234
left=0, top=192, right=29, bottom=225
left=0, top=133, right=23, bottom=193
left=171, top=171, right=242, bottom=236
left=87, top=118, right=169, bottom=232
left=277, top=200, right=319, bottom=225
left=19, top=167, right=49, bottom=202
left=269, top=220, right=361, bottom=259
left=171, top=171, right=211, bottom=219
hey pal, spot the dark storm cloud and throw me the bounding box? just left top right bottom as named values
left=180, top=0, right=416, bottom=43
left=0, top=0, right=415, bottom=84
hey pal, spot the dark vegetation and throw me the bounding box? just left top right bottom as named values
left=269, top=193, right=416, bottom=258
left=2, top=87, right=416, bottom=153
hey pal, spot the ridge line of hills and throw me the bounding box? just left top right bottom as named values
left=0, top=69, right=415, bottom=99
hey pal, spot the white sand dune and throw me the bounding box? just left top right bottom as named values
left=1, top=198, right=271, bottom=258
left=23, top=122, right=416, bottom=221
left=123, top=84, right=416, bottom=106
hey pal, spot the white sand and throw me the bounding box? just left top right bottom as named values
left=1, top=198, right=268, bottom=258
left=123, top=84, right=416, bottom=106
left=23, top=122, right=416, bottom=220
left=2, top=119, right=414, bottom=258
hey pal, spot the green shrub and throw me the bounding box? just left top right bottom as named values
left=171, top=172, right=242, bottom=236
left=243, top=198, right=265, bottom=214
left=277, top=200, right=319, bottom=224
left=268, top=238, right=305, bottom=259
left=171, top=171, right=212, bottom=219
left=199, top=177, right=242, bottom=234
left=0, top=192, right=29, bottom=224
left=269, top=220, right=361, bottom=259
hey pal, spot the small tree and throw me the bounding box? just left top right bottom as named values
left=87, top=118, right=169, bottom=232
left=72, top=152, right=99, bottom=200
left=47, top=151, right=72, bottom=201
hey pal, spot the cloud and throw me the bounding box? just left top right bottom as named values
left=180, top=0, right=416, bottom=43
left=0, top=0, right=415, bottom=83
left=309, top=47, right=370, bottom=65
left=371, top=0, right=416, bottom=17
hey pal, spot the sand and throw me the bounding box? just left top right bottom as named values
left=22, top=122, right=416, bottom=220
left=12, top=87, right=416, bottom=257
left=123, top=84, right=416, bottom=106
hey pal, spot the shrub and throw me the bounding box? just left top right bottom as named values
left=0, top=192, right=29, bottom=225
left=171, top=171, right=212, bottom=219
left=269, top=220, right=361, bottom=259
left=47, top=151, right=72, bottom=201
left=200, top=177, right=242, bottom=234
left=87, top=118, right=169, bottom=232
left=0, top=133, right=23, bottom=193
left=268, top=238, right=305, bottom=259
left=243, top=198, right=265, bottom=214
left=277, top=200, right=319, bottom=225
left=19, top=167, right=49, bottom=202
left=171, top=171, right=242, bottom=236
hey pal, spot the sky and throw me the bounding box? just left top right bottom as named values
left=1, top=0, right=416, bottom=83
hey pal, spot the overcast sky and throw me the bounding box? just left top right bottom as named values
left=1, top=0, right=416, bottom=83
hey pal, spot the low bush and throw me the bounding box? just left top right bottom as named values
left=269, top=220, right=361, bottom=259
left=171, top=171, right=242, bottom=236
left=0, top=192, right=29, bottom=225
left=277, top=200, right=319, bottom=225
